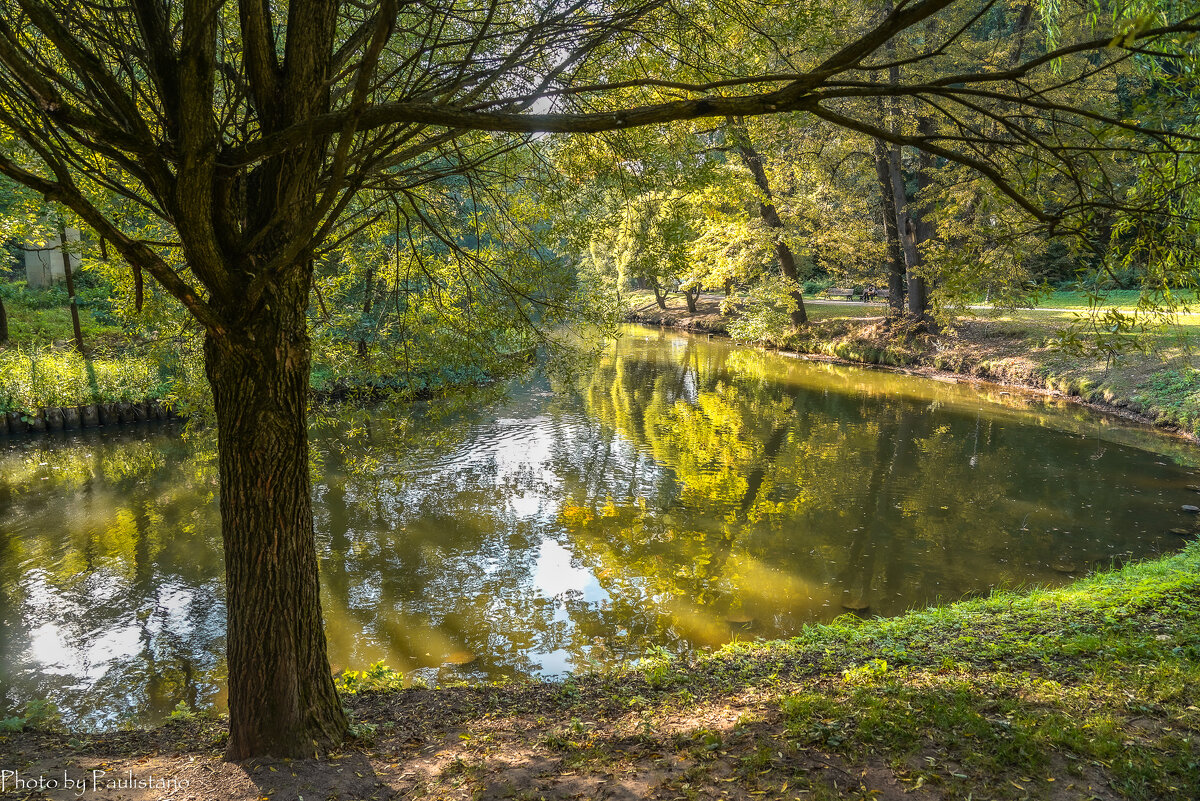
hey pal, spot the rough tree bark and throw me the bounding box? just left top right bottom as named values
left=204, top=260, right=347, bottom=760
left=886, top=131, right=934, bottom=327
left=651, top=278, right=668, bottom=309
left=887, top=152, right=918, bottom=296
left=906, top=117, right=937, bottom=328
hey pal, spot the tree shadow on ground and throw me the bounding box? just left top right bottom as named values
left=239, top=751, right=391, bottom=800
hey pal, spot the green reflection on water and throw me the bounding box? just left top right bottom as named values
left=0, top=325, right=1195, bottom=728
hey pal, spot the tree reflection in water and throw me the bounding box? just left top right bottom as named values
left=0, top=327, right=1194, bottom=727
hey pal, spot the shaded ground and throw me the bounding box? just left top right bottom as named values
left=3, top=542, right=1199, bottom=800
left=626, top=292, right=1200, bottom=437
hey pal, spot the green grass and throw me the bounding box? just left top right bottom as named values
left=0, top=285, right=176, bottom=412
left=1, top=281, right=124, bottom=345
left=802, top=301, right=880, bottom=320
left=0, top=281, right=189, bottom=412
left=0, top=346, right=173, bottom=412
left=1033, top=289, right=1192, bottom=310
left=674, top=541, right=1200, bottom=798
left=974, top=306, right=1200, bottom=341
left=1131, top=367, right=1200, bottom=431
left=2, top=303, right=120, bottom=344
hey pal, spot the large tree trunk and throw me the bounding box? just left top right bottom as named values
left=204, top=265, right=347, bottom=760
left=728, top=121, right=807, bottom=326
left=0, top=297, right=7, bottom=343
left=873, top=138, right=907, bottom=316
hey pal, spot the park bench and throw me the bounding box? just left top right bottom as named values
left=825, top=288, right=856, bottom=300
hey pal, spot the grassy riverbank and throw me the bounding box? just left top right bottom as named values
left=625, top=291, right=1200, bottom=437
left=0, top=283, right=530, bottom=419
left=2, top=540, right=1197, bottom=799
left=0, top=282, right=192, bottom=416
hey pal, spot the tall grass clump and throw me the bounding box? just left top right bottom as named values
left=0, top=346, right=171, bottom=412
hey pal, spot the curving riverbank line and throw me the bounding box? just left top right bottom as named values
left=0, top=399, right=181, bottom=436
left=626, top=301, right=1200, bottom=443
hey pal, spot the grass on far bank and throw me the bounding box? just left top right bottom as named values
left=625, top=289, right=1200, bottom=437
left=0, top=347, right=173, bottom=412
left=1026, top=289, right=1195, bottom=310
left=0, top=282, right=180, bottom=413
left=0, top=280, right=125, bottom=346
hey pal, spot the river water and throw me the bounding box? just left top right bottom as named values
left=1, top=326, right=1196, bottom=728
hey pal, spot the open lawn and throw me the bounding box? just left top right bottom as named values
left=1029, top=289, right=1196, bottom=310
left=0, top=284, right=175, bottom=413
left=0, top=282, right=124, bottom=347
left=1, top=296, right=123, bottom=346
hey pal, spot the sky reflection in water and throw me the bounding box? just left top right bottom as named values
left=1, top=326, right=1196, bottom=728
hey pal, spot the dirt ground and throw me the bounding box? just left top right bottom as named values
left=0, top=682, right=899, bottom=801
left=0, top=677, right=1136, bottom=801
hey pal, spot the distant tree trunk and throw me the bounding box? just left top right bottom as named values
left=59, top=221, right=85, bottom=352
left=908, top=20, right=941, bottom=329
left=0, top=297, right=8, bottom=343
left=887, top=153, right=917, bottom=295
left=1011, top=3, right=1035, bottom=71
left=878, top=0, right=932, bottom=329
left=357, top=262, right=374, bottom=360
left=729, top=120, right=807, bottom=326
left=723, top=278, right=732, bottom=296
left=903, top=215, right=928, bottom=320
left=684, top=286, right=699, bottom=313
left=204, top=260, right=348, bottom=760
left=651, top=279, right=668, bottom=309
left=885, top=131, right=935, bottom=328
left=873, top=137, right=907, bottom=316
left=907, top=117, right=937, bottom=330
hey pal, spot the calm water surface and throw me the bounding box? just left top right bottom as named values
left=1, top=326, right=1197, bottom=727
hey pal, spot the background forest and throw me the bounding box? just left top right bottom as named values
left=1, top=0, right=1198, bottom=415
